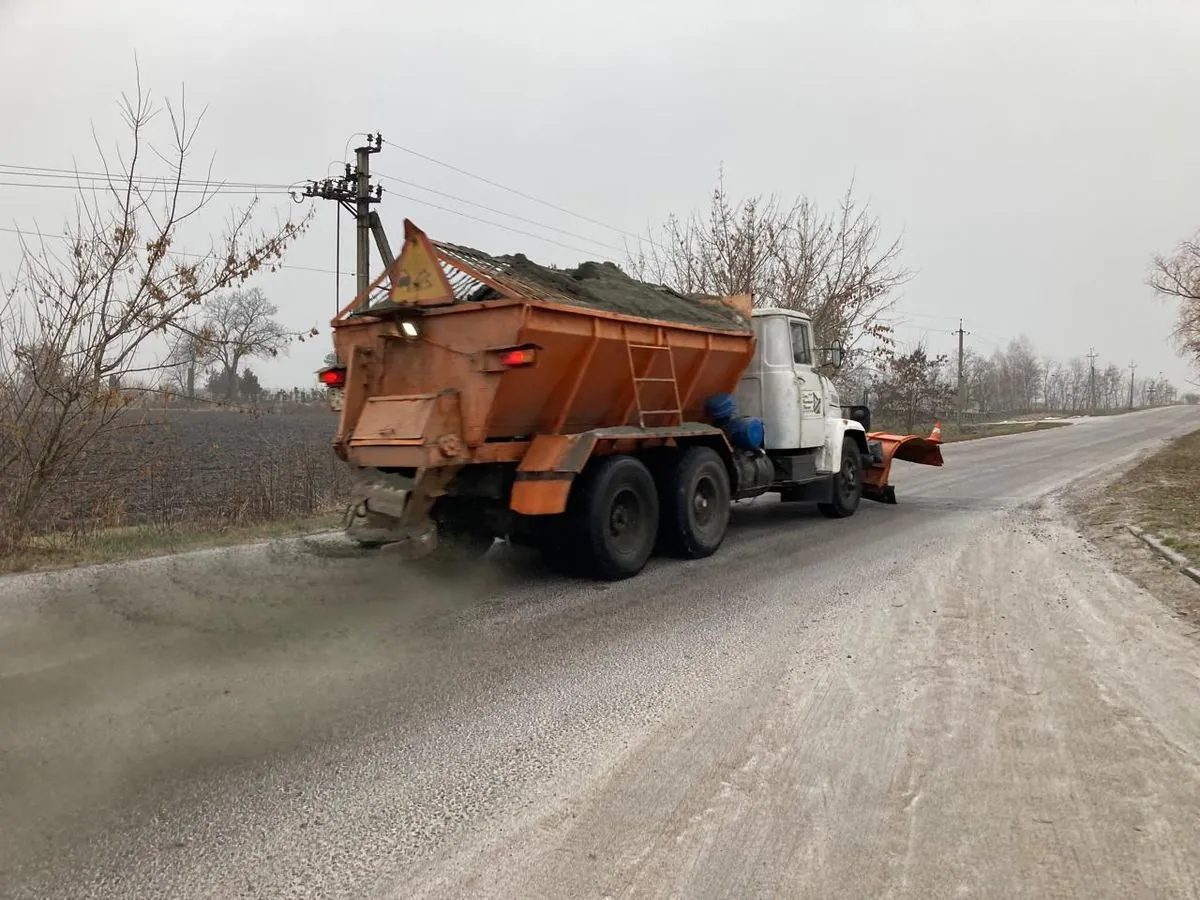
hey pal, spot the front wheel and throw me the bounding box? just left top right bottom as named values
left=818, top=440, right=863, bottom=519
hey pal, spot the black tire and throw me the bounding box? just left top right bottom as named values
left=535, top=515, right=585, bottom=576
left=569, top=454, right=659, bottom=580
left=659, top=447, right=731, bottom=559
left=818, top=439, right=863, bottom=519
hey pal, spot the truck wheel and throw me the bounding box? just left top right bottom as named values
left=819, top=440, right=863, bottom=519
left=534, top=515, right=584, bottom=576
left=571, top=454, right=659, bottom=580
left=659, top=447, right=731, bottom=559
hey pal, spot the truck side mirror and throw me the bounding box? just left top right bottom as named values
left=820, top=343, right=845, bottom=370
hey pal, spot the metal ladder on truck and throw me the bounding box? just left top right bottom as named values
left=623, top=326, right=684, bottom=428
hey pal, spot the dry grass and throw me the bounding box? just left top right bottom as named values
left=940, top=421, right=1070, bottom=442
left=0, top=513, right=341, bottom=575
left=1081, top=428, right=1200, bottom=563
left=875, top=420, right=1071, bottom=442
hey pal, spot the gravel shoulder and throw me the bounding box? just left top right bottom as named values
left=1071, top=426, right=1200, bottom=629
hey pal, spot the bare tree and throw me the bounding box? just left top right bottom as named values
left=163, top=330, right=206, bottom=402
left=195, top=287, right=294, bottom=399
left=1149, top=230, right=1200, bottom=369
left=0, top=72, right=310, bottom=551
left=628, top=171, right=911, bottom=362
left=871, top=343, right=954, bottom=432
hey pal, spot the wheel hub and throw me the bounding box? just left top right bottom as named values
left=608, top=490, right=643, bottom=546
left=692, top=477, right=716, bottom=527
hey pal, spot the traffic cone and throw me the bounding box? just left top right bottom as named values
left=930, top=420, right=943, bottom=442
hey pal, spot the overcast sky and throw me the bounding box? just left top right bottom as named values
left=2, top=0, right=1198, bottom=390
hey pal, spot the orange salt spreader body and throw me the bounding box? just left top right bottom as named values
left=318, top=220, right=943, bottom=580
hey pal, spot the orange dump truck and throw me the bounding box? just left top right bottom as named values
left=318, top=220, right=943, bottom=580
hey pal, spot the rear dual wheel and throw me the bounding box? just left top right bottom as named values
left=657, top=447, right=731, bottom=559
left=540, top=448, right=731, bottom=581
left=545, top=455, right=659, bottom=581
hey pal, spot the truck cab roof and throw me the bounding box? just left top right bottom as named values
left=751, top=307, right=812, bottom=324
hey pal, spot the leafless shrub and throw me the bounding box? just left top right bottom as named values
left=0, top=69, right=312, bottom=552
left=1149, top=231, right=1200, bottom=371
left=869, top=343, right=955, bottom=433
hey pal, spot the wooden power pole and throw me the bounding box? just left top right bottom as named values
left=1086, top=348, right=1099, bottom=413
left=955, top=319, right=969, bottom=428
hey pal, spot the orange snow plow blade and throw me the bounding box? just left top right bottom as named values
left=861, top=424, right=944, bottom=504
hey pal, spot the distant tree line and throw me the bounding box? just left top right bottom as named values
left=843, top=336, right=1188, bottom=433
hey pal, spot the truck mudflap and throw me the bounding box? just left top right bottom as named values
left=861, top=424, right=944, bottom=504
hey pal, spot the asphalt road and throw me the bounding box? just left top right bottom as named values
left=3, top=407, right=1200, bottom=899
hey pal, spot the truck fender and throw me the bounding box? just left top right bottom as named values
left=510, top=433, right=599, bottom=515
left=509, top=424, right=732, bottom=516
left=820, top=420, right=869, bottom=474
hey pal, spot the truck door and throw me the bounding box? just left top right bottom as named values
left=790, top=319, right=824, bottom=449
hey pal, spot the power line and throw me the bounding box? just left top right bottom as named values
left=383, top=189, right=621, bottom=260
left=381, top=139, right=658, bottom=250
left=0, top=162, right=294, bottom=191
left=0, top=179, right=291, bottom=196
left=0, top=225, right=350, bottom=278
left=892, top=310, right=961, bottom=323
left=374, top=171, right=628, bottom=257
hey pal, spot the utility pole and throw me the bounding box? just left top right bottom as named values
left=954, top=319, right=969, bottom=428
left=302, top=132, right=385, bottom=311
left=354, top=136, right=383, bottom=300
left=1086, top=348, right=1099, bottom=413
left=1128, top=361, right=1137, bottom=410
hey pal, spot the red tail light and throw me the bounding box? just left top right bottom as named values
left=500, top=348, right=536, bottom=367
left=318, top=367, right=346, bottom=388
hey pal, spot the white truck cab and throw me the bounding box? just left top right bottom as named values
left=735, top=309, right=862, bottom=480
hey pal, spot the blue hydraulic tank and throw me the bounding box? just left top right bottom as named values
left=727, top=416, right=765, bottom=451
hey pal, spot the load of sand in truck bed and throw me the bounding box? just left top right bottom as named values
left=441, top=241, right=751, bottom=332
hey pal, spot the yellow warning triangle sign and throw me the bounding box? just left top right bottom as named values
left=388, top=219, right=456, bottom=306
